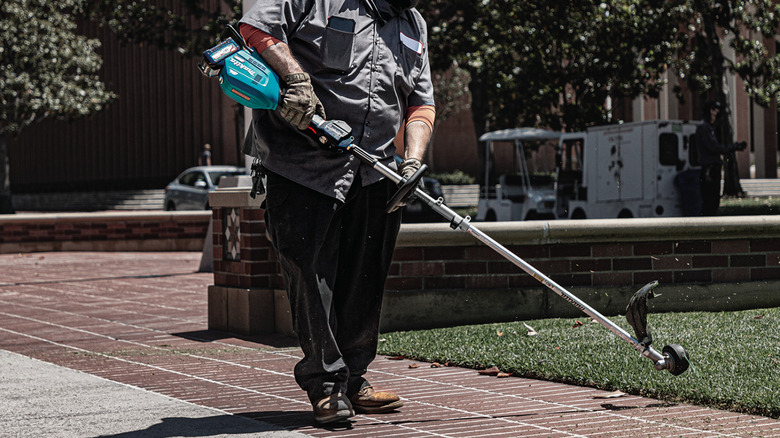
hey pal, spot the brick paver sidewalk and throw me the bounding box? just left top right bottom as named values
left=1, top=252, right=778, bottom=437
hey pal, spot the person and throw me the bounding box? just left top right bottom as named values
left=239, top=0, right=436, bottom=424
left=723, top=144, right=746, bottom=198
left=695, top=101, right=746, bottom=216
left=199, top=144, right=212, bottom=166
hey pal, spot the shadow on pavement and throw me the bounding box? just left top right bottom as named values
left=172, top=330, right=299, bottom=348
left=95, top=414, right=303, bottom=437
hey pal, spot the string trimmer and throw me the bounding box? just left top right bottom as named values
left=200, top=25, right=690, bottom=376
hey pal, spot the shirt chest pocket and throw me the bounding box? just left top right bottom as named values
left=321, top=16, right=356, bottom=73
left=394, top=34, right=424, bottom=97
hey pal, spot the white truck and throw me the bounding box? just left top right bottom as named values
left=476, top=128, right=561, bottom=221
left=555, top=120, right=700, bottom=219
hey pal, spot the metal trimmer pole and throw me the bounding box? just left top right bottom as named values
left=348, top=144, right=670, bottom=370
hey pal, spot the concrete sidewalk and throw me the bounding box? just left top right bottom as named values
left=1, top=251, right=779, bottom=437
left=0, top=350, right=306, bottom=438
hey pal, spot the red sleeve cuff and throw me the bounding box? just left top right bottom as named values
left=406, top=105, right=436, bottom=131
left=239, top=23, right=282, bottom=54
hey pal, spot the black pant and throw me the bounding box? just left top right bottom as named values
left=263, top=171, right=402, bottom=402
left=700, top=164, right=722, bottom=216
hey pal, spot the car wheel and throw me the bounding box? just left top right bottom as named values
left=165, top=201, right=176, bottom=211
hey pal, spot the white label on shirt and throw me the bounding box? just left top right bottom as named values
left=400, top=32, right=423, bottom=55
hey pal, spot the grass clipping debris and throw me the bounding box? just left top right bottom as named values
left=378, top=307, right=780, bottom=418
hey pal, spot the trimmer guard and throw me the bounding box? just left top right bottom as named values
left=626, top=280, right=658, bottom=348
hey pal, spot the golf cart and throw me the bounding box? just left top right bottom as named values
left=476, top=128, right=562, bottom=221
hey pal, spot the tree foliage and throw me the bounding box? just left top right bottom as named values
left=419, top=0, right=779, bottom=134
left=0, top=0, right=115, bottom=136
left=0, top=0, right=117, bottom=213
left=419, top=0, right=686, bottom=133
left=85, top=0, right=242, bottom=57
left=671, top=0, right=780, bottom=193
left=671, top=0, right=780, bottom=108
left=432, top=61, right=472, bottom=126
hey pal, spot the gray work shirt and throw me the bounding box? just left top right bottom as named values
left=241, top=0, right=435, bottom=202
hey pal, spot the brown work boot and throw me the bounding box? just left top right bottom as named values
left=312, top=393, right=355, bottom=424
left=349, top=385, right=404, bottom=414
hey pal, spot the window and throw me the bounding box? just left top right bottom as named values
left=559, top=138, right=583, bottom=171
left=180, top=171, right=206, bottom=186
left=658, top=133, right=679, bottom=166
left=687, top=134, right=699, bottom=167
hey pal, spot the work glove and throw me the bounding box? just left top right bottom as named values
left=735, top=141, right=748, bottom=151
left=399, top=158, right=422, bottom=181
left=279, top=73, right=326, bottom=130
left=390, top=158, right=422, bottom=212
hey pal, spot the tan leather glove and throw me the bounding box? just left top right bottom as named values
left=399, top=158, right=422, bottom=180
left=390, top=158, right=423, bottom=212
left=279, top=73, right=326, bottom=130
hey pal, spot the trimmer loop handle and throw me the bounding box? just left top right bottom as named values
left=385, top=163, right=428, bottom=213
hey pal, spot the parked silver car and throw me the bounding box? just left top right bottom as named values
left=163, top=165, right=247, bottom=210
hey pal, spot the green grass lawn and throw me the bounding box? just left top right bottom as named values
left=395, top=197, right=779, bottom=417
left=378, top=307, right=780, bottom=418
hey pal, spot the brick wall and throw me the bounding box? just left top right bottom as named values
left=208, top=199, right=780, bottom=331
left=208, top=191, right=293, bottom=336
left=388, top=238, right=780, bottom=292
left=211, top=206, right=284, bottom=290
left=380, top=217, right=780, bottom=330
left=0, top=212, right=210, bottom=253
left=10, top=206, right=776, bottom=333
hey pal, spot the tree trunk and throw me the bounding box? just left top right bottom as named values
left=700, top=7, right=743, bottom=196
left=469, top=79, right=490, bottom=186
left=0, top=135, right=15, bottom=214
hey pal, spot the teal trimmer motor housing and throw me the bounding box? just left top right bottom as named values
left=199, top=24, right=281, bottom=110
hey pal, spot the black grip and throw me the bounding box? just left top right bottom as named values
left=386, top=164, right=428, bottom=213
left=309, top=115, right=354, bottom=150
left=221, top=23, right=248, bottom=51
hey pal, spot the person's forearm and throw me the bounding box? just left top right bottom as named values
left=239, top=23, right=304, bottom=79
left=403, top=121, right=431, bottom=161
left=241, top=25, right=324, bottom=129
left=259, top=42, right=305, bottom=79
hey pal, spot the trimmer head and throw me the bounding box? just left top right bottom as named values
left=662, top=344, right=690, bottom=375
left=627, top=281, right=690, bottom=376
